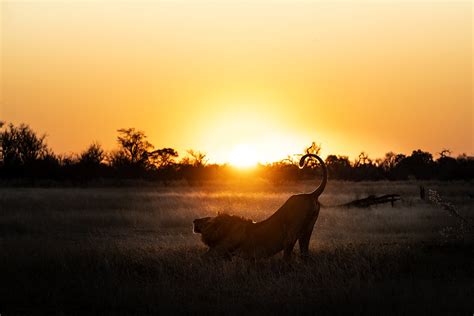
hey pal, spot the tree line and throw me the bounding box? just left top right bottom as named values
left=0, top=122, right=472, bottom=184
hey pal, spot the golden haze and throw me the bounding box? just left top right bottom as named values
left=1, top=1, right=472, bottom=164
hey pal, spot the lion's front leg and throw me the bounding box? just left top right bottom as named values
left=283, top=239, right=297, bottom=261
left=204, top=247, right=232, bottom=261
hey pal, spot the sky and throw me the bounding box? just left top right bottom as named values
left=1, top=0, right=472, bottom=164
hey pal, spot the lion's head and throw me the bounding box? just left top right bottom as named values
left=193, top=213, right=254, bottom=251
left=193, top=216, right=212, bottom=234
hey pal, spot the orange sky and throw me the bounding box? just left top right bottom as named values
left=1, top=0, right=472, bottom=164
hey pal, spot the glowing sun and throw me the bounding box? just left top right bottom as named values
left=228, top=144, right=259, bottom=168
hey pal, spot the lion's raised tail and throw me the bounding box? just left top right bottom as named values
left=298, top=153, right=328, bottom=197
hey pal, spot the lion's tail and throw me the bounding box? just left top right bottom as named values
left=298, top=153, right=327, bottom=197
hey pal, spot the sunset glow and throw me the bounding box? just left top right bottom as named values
left=228, top=144, right=259, bottom=168
left=1, top=0, right=472, bottom=162
left=1, top=1, right=472, bottom=313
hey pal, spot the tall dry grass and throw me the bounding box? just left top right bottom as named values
left=0, top=180, right=473, bottom=314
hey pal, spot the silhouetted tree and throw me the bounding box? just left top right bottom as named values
left=107, top=128, right=159, bottom=178
left=434, top=149, right=458, bottom=180
left=352, top=152, right=384, bottom=180
left=151, top=148, right=179, bottom=169
left=115, top=128, right=153, bottom=166
left=79, top=142, right=105, bottom=166
left=380, top=152, right=397, bottom=171
left=395, top=149, right=434, bottom=179
left=175, top=150, right=209, bottom=184
left=325, top=155, right=352, bottom=179
left=437, top=155, right=457, bottom=180
left=65, top=142, right=108, bottom=180
left=455, top=154, right=474, bottom=179
left=355, top=151, right=371, bottom=167
left=300, top=142, right=322, bottom=169
left=263, top=162, right=299, bottom=184
left=0, top=123, right=63, bottom=179
left=278, top=155, right=298, bottom=166
left=439, top=149, right=452, bottom=158
left=108, top=149, right=130, bottom=168
left=0, top=123, right=49, bottom=167
left=186, top=150, right=208, bottom=167
left=1, top=121, right=473, bottom=182
left=305, top=142, right=322, bottom=156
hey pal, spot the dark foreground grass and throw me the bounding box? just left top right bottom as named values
left=0, top=182, right=473, bottom=314
left=2, top=240, right=473, bottom=315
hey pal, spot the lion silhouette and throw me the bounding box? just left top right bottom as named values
left=193, top=153, right=327, bottom=260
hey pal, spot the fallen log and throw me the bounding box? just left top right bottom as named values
left=324, top=194, right=401, bottom=209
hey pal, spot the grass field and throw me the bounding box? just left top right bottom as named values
left=1, top=181, right=473, bottom=314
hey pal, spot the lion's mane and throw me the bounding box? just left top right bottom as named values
left=195, top=214, right=254, bottom=251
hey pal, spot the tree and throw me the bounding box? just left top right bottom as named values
left=277, top=155, right=298, bottom=166
left=0, top=123, right=61, bottom=179
left=299, top=142, right=323, bottom=169
left=325, top=155, right=351, bottom=179
left=79, top=142, right=105, bottom=166
left=108, top=149, right=130, bottom=169
left=326, top=155, right=351, bottom=167
left=395, top=149, right=434, bottom=179
left=305, top=142, right=321, bottom=156
left=0, top=123, right=49, bottom=167
left=108, top=128, right=159, bottom=177
left=186, top=150, right=208, bottom=167
left=152, top=148, right=179, bottom=169
left=436, top=148, right=457, bottom=180
left=380, top=152, right=397, bottom=171
left=115, top=128, right=154, bottom=167
left=439, top=149, right=452, bottom=158
left=355, top=151, right=371, bottom=167
left=411, top=150, right=433, bottom=164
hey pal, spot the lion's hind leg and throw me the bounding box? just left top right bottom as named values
left=298, top=229, right=312, bottom=260
left=298, top=216, right=318, bottom=260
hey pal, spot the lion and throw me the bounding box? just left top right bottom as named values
left=193, top=153, right=327, bottom=260
left=193, top=214, right=254, bottom=256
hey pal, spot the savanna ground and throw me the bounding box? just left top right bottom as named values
left=0, top=180, right=473, bottom=315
